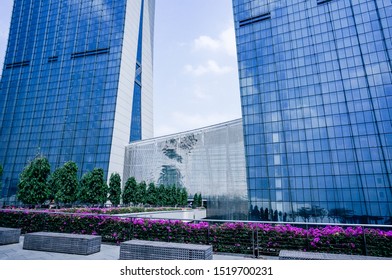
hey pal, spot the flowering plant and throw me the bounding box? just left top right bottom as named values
left=0, top=209, right=390, bottom=257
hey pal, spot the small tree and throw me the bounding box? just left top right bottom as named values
left=146, top=182, right=157, bottom=206
left=17, top=156, right=51, bottom=206
left=135, top=181, right=147, bottom=205
left=78, top=171, right=92, bottom=203
left=108, top=173, right=121, bottom=206
left=192, top=193, right=198, bottom=208
left=179, top=187, right=188, bottom=207
left=192, top=193, right=203, bottom=208
left=167, top=185, right=176, bottom=206
left=157, top=184, right=167, bottom=206
left=78, top=168, right=107, bottom=205
left=49, top=161, right=79, bottom=205
left=122, top=177, right=137, bottom=205
left=197, top=193, right=203, bottom=207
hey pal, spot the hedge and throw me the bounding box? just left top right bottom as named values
left=0, top=210, right=391, bottom=257
left=49, top=207, right=182, bottom=215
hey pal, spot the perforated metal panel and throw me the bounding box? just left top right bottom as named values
left=120, top=240, right=213, bottom=260
left=0, top=227, right=21, bottom=245
left=23, top=232, right=101, bottom=255
left=124, top=119, right=248, bottom=219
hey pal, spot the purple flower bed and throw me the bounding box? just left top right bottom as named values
left=0, top=209, right=391, bottom=257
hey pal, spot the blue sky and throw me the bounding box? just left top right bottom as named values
left=0, top=0, right=241, bottom=137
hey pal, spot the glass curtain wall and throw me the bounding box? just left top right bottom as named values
left=232, top=0, right=392, bottom=224
left=0, top=0, right=155, bottom=200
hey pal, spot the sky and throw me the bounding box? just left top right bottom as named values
left=0, top=0, right=241, bottom=138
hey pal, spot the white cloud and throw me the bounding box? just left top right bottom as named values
left=194, top=35, right=220, bottom=51
left=193, top=27, right=236, bottom=56
left=185, top=60, right=233, bottom=76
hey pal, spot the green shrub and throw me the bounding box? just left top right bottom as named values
left=1, top=209, right=391, bottom=257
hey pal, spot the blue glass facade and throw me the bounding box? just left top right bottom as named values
left=233, top=0, right=392, bottom=223
left=130, top=0, right=145, bottom=142
left=0, top=0, right=155, bottom=199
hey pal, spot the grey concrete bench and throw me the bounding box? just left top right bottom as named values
left=0, top=227, right=21, bottom=245
left=279, top=250, right=390, bottom=260
left=23, top=232, right=101, bottom=255
left=120, top=240, right=213, bottom=260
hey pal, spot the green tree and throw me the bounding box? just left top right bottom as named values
left=17, top=156, right=51, bottom=206
left=122, top=177, right=137, bottom=205
left=78, top=171, right=92, bottom=203
left=157, top=184, right=167, bottom=206
left=192, top=193, right=198, bottom=208
left=108, top=173, right=121, bottom=206
left=167, top=185, right=177, bottom=206
left=175, top=186, right=181, bottom=206
left=78, top=168, right=107, bottom=205
left=197, top=193, right=203, bottom=208
left=49, top=161, right=79, bottom=204
left=146, top=182, right=157, bottom=206
left=135, top=181, right=147, bottom=205
left=179, top=187, right=188, bottom=207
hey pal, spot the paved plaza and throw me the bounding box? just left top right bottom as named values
left=0, top=236, right=276, bottom=260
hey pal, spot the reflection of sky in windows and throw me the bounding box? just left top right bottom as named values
left=0, top=0, right=147, bottom=199
left=234, top=0, right=392, bottom=223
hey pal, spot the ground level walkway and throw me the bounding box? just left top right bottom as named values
left=0, top=236, right=278, bottom=260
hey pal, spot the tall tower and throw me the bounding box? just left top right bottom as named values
left=0, top=0, right=155, bottom=199
left=232, top=0, right=392, bottom=223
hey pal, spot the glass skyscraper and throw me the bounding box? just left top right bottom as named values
left=0, top=0, right=155, bottom=199
left=233, top=0, right=392, bottom=223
